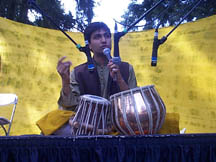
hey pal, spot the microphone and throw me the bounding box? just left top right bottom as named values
left=151, top=29, right=167, bottom=66
left=103, top=48, right=118, bottom=81
left=103, top=48, right=112, bottom=60
left=103, top=48, right=121, bottom=64
left=151, top=29, right=159, bottom=66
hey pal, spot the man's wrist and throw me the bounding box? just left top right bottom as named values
left=62, top=82, right=71, bottom=96
left=62, top=79, right=70, bottom=86
left=116, top=75, right=125, bottom=84
left=62, top=82, right=70, bottom=86
left=117, top=78, right=125, bottom=84
left=117, top=77, right=129, bottom=91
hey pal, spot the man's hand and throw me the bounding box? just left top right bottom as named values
left=107, top=60, right=129, bottom=91
left=57, top=56, right=72, bottom=80
left=107, top=60, right=121, bottom=81
left=57, top=56, right=72, bottom=95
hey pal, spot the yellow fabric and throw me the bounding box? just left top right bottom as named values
left=36, top=111, right=179, bottom=136
left=159, top=113, right=180, bottom=134
left=108, top=113, right=180, bottom=135
left=0, top=15, right=216, bottom=135
left=36, top=109, right=75, bottom=135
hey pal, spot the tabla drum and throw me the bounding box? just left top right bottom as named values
left=70, top=94, right=112, bottom=136
left=110, top=85, right=166, bottom=135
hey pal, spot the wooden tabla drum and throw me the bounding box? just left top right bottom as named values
left=70, top=95, right=111, bottom=136
left=110, top=85, right=166, bottom=135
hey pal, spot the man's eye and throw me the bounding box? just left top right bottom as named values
left=94, top=35, right=101, bottom=39
left=104, top=33, right=111, bottom=38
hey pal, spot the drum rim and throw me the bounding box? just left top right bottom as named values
left=110, top=85, right=155, bottom=100
left=81, top=94, right=110, bottom=104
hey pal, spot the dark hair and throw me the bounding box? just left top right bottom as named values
left=84, top=22, right=111, bottom=43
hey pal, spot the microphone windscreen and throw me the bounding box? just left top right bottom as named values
left=103, top=48, right=112, bottom=60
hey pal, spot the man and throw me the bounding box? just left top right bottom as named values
left=57, top=22, right=137, bottom=111
left=36, top=22, right=137, bottom=135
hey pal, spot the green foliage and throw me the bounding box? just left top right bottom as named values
left=121, top=0, right=216, bottom=31
left=0, top=0, right=29, bottom=24
left=32, top=0, right=76, bottom=31
left=75, top=0, right=95, bottom=25
left=0, top=0, right=96, bottom=32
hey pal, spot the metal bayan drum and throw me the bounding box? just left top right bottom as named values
left=70, top=95, right=111, bottom=136
left=110, top=85, right=166, bottom=135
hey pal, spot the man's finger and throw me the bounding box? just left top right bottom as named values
left=63, top=61, right=72, bottom=67
left=58, top=63, right=71, bottom=72
left=112, top=68, right=118, bottom=72
left=58, top=56, right=67, bottom=64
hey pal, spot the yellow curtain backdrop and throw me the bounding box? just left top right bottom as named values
left=0, top=15, right=215, bottom=135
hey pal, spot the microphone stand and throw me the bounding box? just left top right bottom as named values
left=113, top=0, right=166, bottom=60
left=151, top=0, right=203, bottom=66
left=28, top=0, right=94, bottom=71
left=108, top=0, right=165, bottom=85
left=108, top=0, right=164, bottom=93
left=109, top=0, right=165, bottom=85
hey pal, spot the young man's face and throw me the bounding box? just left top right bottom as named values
left=89, top=29, right=111, bottom=55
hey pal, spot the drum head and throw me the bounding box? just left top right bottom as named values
left=110, top=85, right=155, bottom=100
left=81, top=94, right=110, bottom=104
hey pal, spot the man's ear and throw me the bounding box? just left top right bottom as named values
left=89, top=44, right=92, bottom=51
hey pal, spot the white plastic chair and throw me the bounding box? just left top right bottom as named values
left=0, top=93, right=18, bottom=136
left=180, top=128, right=186, bottom=134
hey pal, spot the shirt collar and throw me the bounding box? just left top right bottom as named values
left=92, top=57, right=109, bottom=67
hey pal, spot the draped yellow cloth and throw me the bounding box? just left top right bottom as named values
left=36, top=110, right=179, bottom=135
left=36, top=109, right=75, bottom=135
left=159, top=113, right=180, bottom=134
left=1, top=15, right=215, bottom=135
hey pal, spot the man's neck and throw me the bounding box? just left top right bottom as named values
left=93, top=53, right=108, bottom=66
